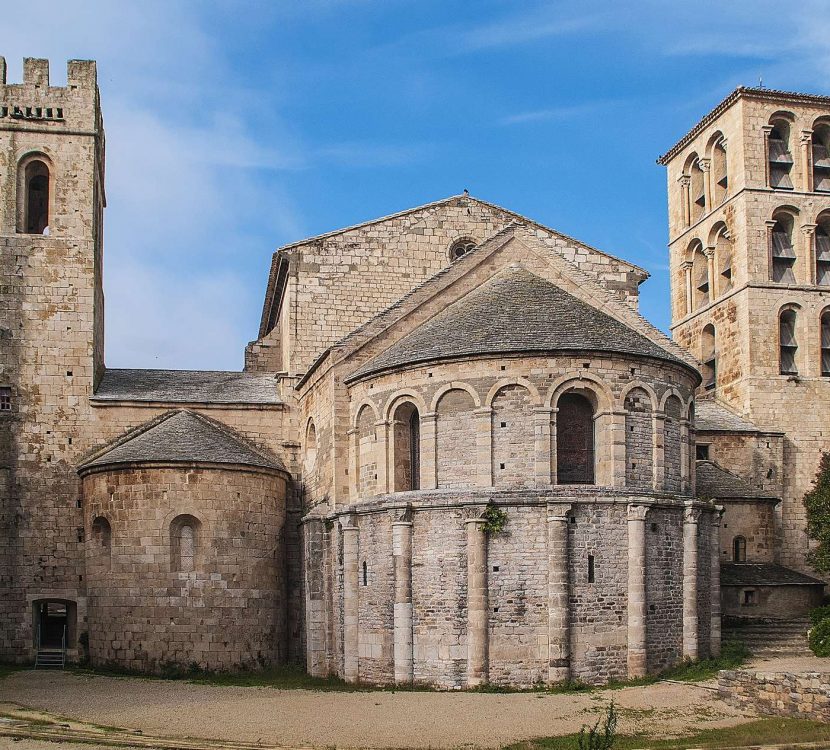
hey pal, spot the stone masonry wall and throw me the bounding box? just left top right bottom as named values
left=719, top=669, right=830, bottom=721
left=645, top=507, right=684, bottom=672
left=568, top=503, right=629, bottom=683
left=82, top=466, right=288, bottom=672
left=625, top=388, right=654, bottom=489
left=0, top=59, right=104, bottom=661
left=436, top=389, right=478, bottom=489
left=487, top=504, right=548, bottom=686
left=258, top=196, right=646, bottom=375
left=491, top=384, right=535, bottom=488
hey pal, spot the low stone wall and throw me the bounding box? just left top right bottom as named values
left=718, top=669, right=830, bottom=721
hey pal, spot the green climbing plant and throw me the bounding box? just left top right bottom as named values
left=482, top=504, right=508, bottom=535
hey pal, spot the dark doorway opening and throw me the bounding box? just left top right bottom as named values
left=32, top=600, right=77, bottom=649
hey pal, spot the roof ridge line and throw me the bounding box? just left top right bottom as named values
left=77, top=408, right=183, bottom=468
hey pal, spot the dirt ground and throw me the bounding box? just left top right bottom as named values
left=0, top=668, right=755, bottom=750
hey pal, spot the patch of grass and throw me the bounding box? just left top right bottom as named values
left=504, top=717, right=830, bottom=750
left=63, top=640, right=748, bottom=694
left=0, top=661, right=27, bottom=679
left=658, top=639, right=749, bottom=683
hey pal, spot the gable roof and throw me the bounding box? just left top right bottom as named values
left=258, top=193, right=649, bottom=338
left=93, top=368, right=281, bottom=406
left=695, top=399, right=764, bottom=433
left=696, top=460, right=778, bottom=501
left=658, top=86, right=830, bottom=165
left=721, top=563, right=825, bottom=587
left=346, top=265, right=693, bottom=383
left=78, top=410, right=285, bottom=475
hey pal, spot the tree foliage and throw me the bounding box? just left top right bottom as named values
left=804, top=451, right=830, bottom=574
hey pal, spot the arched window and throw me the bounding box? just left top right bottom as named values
left=556, top=392, right=595, bottom=485
left=711, top=136, right=728, bottom=204
left=690, top=157, right=706, bottom=223
left=449, top=238, right=476, bottom=261
left=22, top=159, right=50, bottom=234
left=714, top=226, right=732, bottom=293
left=90, top=516, right=112, bottom=572
left=768, top=119, right=794, bottom=189
left=733, top=536, right=747, bottom=563
left=304, top=420, right=318, bottom=473
left=171, top=514, right=201, bottom=573
left=689, top=240, right=709, bottom=309
left=812, top=123, right=830, bottom=192
left=770, top=212, right=796, bottom=283
left=701, top=324, right=716, bottom=391
left=779, top=307, right=798, bottom=375
left=392, top=402, right=420, bottom=491
left=821, top=310, right=830, bottom=377
left=817, top=214, right=830, bottom=286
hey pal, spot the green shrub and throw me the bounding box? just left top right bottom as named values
left=809, top=618, right=830, bottom=657
left=578, top=701, right=617, bottom=750
left=809, top=604, right=830, bottom=627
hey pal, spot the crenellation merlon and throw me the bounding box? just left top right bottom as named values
left=0, top=56, right=97, bottom=91
left=23, top=58, right=49, bottom=87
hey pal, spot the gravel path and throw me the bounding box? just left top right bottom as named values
left=0, top=670, right=750, bottom=749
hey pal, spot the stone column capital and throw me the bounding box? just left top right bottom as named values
left=683, top=504, right=701, bottom=525
left=390, top=504, right=413, bottom=524
left=765, top=219, right=778, bottom=229
left=546, top=501, right=573, bottom=523
left=698, top=157, right=711, bottom=172
left=628, top=504, right=650, bottom=522
left=420, top=411, right=438, bottom=423
left=761, top=124, right=774, bottom=134
left=473, top=407, right=493, bottom=417
left=802, top=222, right=818, bottom=236
left=680, top=260, right=694, bottom=271
left=703, top=246, right=716, bottom=259
left=340, top=513, right=359, bottom=531
left=678, top=175, right=691, bottom=187
left=801, top=129, right=815, bottom=144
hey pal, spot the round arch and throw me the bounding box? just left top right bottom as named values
left=484, top=377, right=541, bottom=409
left=430, top=381, right=482, bottom=412
left=546, top=372, right=614, bottom=413
left=617, top=381, right=659, bottom=412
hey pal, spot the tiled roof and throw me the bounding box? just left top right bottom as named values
left=696, top=460, right=778, bottom=500
left=721, top=563, right=825, bottom=587
left=695, top=400, right=760, bottom=432
left=347, top=266, right=691, bottom=382
left=93, top=368, right=281, bottom=405
left=658, top=86, right=830, bottom=165
left=79, top=410, right=285, bottom=473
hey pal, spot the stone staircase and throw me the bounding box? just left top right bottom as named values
left=34, top=648, right=66, bottom=669
left=723, top=616, right=813, bottom=657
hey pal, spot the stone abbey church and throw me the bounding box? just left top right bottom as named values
left=2, top=56, right=830, bottom=687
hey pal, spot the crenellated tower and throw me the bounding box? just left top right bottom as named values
left=0, top=57, right=105, bottom=660
left=660, top=87, right=830, bottom=572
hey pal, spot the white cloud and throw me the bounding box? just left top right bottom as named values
left=499, top=102, right=612, bottom=126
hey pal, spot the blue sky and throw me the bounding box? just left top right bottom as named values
left=5, top=1, right=830, bottom=370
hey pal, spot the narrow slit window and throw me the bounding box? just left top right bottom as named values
left=362, top=560, right=368, bottom=587
left=587, top=554, right=595, bottom=584
left=733, top=536, right=747, bottom=562
left=701, top=324, right=716, bottom=391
